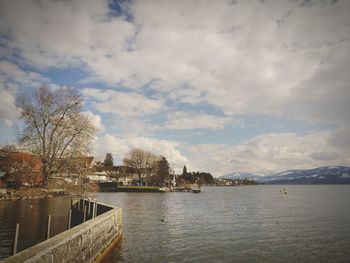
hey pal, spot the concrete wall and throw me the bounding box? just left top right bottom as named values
left=2, top=201, right=122, bottom=263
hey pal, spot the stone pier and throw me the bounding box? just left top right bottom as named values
left=2, top=199, right=122, bottom=263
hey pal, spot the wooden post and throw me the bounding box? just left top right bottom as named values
left=92, top=201, right=96, bottom=218
left=88, top=200, right=91, bottom=216
left=68, top=209, right=72, bottom=230
left=46, top=215, right=51, bottom=240
left=94, top=200, right=98, bottom=217
left=13, top=223, right=19, bottom=255
left=83, top=206, right=87, bottom=222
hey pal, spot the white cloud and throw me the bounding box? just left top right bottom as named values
left=1, top=0, right=350, bottom=175
left=110, top=118, right=161, bottom=137
left=165, top=111, right=233, bottom=130
left=309, top=151, right=338, bottom=161
left=186, top=130, right=350, bottom=176
left=127, top=0, right=350, bottom=125
left=0, top=61, right=49, bottom=127
left=83, top=88, right=164, bottom=117
left=328, top=126, right=350, bottom=149
left=0, top=89, right=19, bottom=126
left=0, top=0, right=134, bottom=71
left=1, top=0, right=349, bottom=125
left=93, top=134, right=188, bottom=169
left=0, top=60, right=47, bottom=86
left=81, top=111, right=105, bottom=132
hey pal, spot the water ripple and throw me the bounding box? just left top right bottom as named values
left=100, top=185, right=350, bottom=263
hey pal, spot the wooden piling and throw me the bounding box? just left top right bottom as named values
left=83, top=206, right=87, bottom=222
left=92, top=201, right=96, bottom=218
left=88, top=200, right=91, bottom=215
left=46, top=215, right=51, bottom=240
left=12, top=223, right=19, bottom=255
left=68, top=209, right=72, bottom=230
left=94, top=200, right=98, bottom=217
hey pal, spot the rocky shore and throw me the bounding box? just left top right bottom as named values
left=0, top=182, right=99, bottom=201
left=0, top=188, right=66, bottom=201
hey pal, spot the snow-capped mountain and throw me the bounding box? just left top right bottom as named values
left=221, top=166, right=350, bottom=184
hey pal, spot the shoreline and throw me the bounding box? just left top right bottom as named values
left=0, top=187, right=96, bottom=201
left=0, top=183, right=264, bottom=201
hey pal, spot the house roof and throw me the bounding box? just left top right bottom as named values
left=8, top=152, right=42, bottom=170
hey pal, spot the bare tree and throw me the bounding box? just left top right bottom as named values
left=16, top=86, right=96, bottom=185
left=123, top=148, right=156, bottom=185
left=0, top=145, right=17, bottom=157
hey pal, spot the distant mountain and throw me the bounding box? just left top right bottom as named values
left=221, top=166, right=350, bottom=184
left=218, top=172, right=263, bottom=181
left=260, top=166, right=350, bottom=184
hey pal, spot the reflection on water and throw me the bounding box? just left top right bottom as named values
left=100, top=185, right=350, bottom=263
left=0, top=198, right=71, bottom=260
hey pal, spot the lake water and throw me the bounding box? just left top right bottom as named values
left=0, top=197, right=71, bottom=260
left=1, top=186, right=350, bottom=262
left=99, top=185, right=350, bottom=263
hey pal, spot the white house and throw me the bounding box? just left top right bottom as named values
left=87, top=171, right=108, bottom=182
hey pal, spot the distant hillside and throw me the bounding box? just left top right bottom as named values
left=218, top=172, right=263, bottom=181
left=221, top=166, right=350, bottom=184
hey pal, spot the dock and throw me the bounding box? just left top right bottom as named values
left=173, top=186, right=201, bottom=193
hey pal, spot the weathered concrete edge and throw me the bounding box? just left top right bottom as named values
left=2, top=204, right=122, bottom=263
left=93, top=232, right=122, bottom=263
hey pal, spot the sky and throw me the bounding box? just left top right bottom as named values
left=0, top=0, right=350, bottom=176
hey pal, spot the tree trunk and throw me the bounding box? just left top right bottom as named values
left=42, top=160, right=50, bottom=187
left=138, top=173, right=141, bottom=185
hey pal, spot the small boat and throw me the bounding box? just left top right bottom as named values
left=192, top=188, right=201, bottom=193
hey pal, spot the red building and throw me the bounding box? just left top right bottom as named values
left=3, top=152, right=43, bottom=187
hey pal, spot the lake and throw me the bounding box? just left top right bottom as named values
left=1, top=185, right=350, bottom=262
left=99, top=185, right=350, bottom=263
left=0, top=197, right=71, bottom=260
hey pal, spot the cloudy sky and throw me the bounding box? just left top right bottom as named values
left=1, top=0, right=350, bottom=176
